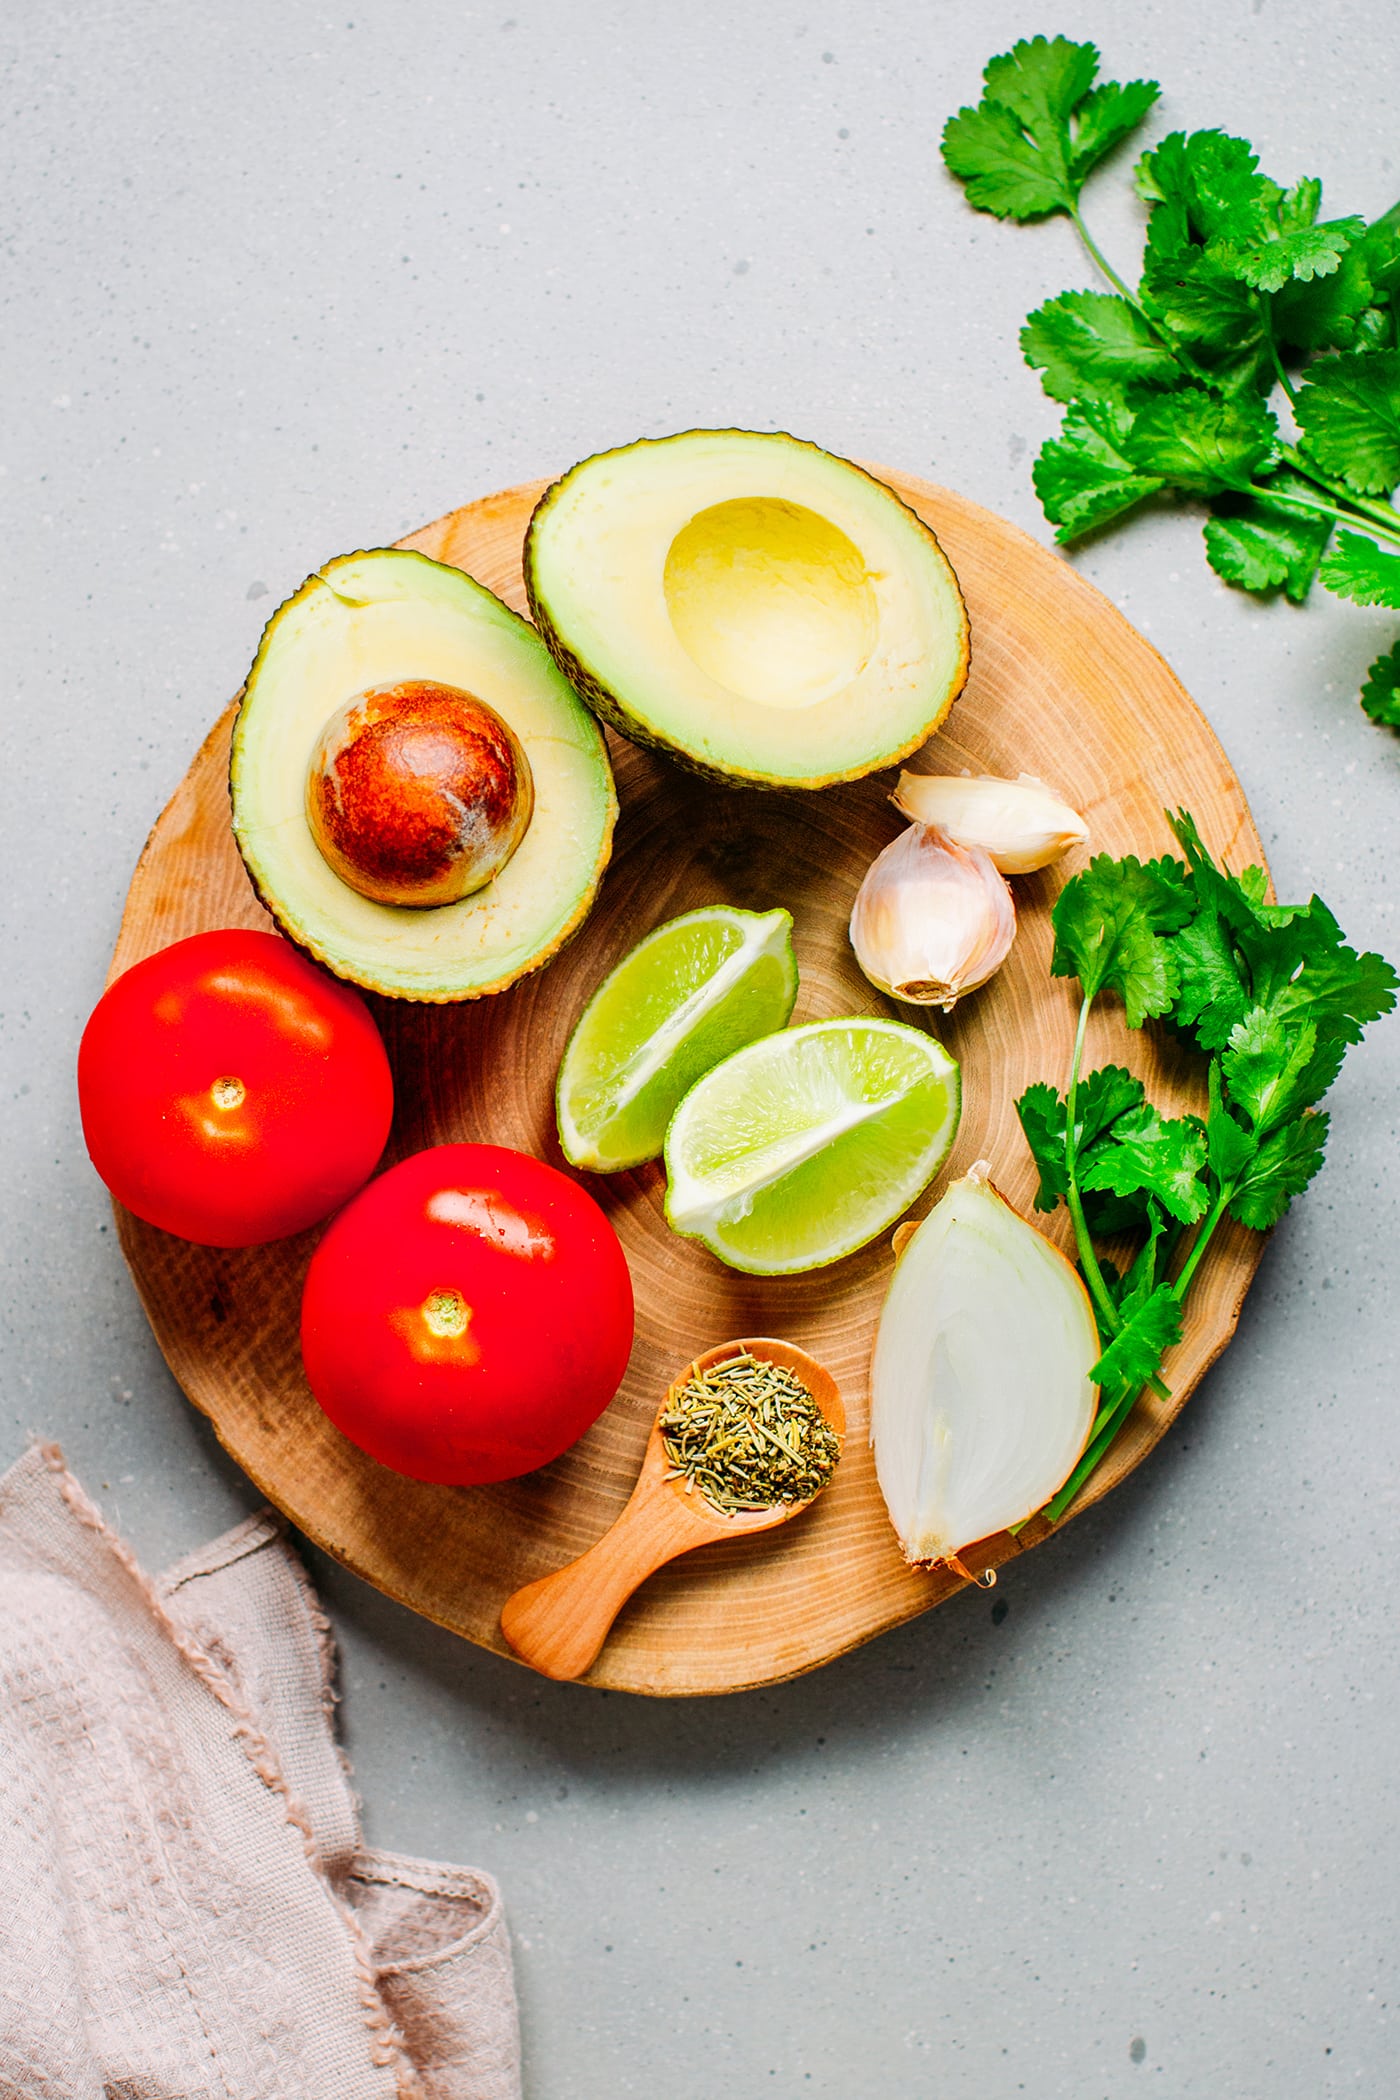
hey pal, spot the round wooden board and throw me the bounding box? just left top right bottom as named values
left=111, top=467, right=1266, bottom=1696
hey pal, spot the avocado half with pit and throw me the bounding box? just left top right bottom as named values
left=524, top=430, right=970, bottom=789
left=230, top=549, right=616, bottom=1001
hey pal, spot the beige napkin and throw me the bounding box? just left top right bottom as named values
left=0, top=1443, right=521, bottom=2100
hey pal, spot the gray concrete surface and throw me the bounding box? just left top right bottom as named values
left=3, top=2, right=1397, bottom=2093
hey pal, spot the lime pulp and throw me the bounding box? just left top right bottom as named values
left=663, top=1016, right=961, bottom=1275
left=556, top=904, right=799, bottom=1172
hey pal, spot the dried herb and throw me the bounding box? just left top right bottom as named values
left=660, top=1352, right=841, bottom=1513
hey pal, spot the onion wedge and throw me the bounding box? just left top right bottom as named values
left=871, top=1164, right=1097, bottom=1567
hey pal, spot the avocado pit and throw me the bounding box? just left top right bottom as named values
left=305, top=680, right=534, bottom=908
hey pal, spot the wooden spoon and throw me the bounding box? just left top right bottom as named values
left=499, top=1337, right=844, bottom=1683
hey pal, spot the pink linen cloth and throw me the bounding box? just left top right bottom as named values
left=0, top=1443, right=521, bottom=2100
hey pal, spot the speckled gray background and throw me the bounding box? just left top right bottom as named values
left=3, top=2, right=1397, bottom=2093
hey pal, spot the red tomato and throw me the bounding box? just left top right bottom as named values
left=78, top=929, right=393, bottom=1247
left=300, top=1143, right=635, bottom=1484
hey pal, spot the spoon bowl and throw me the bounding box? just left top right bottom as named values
left=500, top=1337, right=844, bottom=1682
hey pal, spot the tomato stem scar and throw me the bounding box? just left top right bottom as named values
left=422, top=1287, right=469, bottom=1338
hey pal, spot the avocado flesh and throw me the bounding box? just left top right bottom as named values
left=525, top=430, right=970, bottom=789
left=231, top=549, right=616, bottom=1001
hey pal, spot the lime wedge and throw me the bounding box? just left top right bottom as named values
left=663, top=1017, right=960, bottom=1274
left=556, top=905, right=798, bottom=1172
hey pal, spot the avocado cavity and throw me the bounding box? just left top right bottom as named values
left=662, top=497, right=879, bottom=711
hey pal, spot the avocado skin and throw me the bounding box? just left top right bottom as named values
left=229, top=548, right=617, bottom=1003
left=523, top=430, right=971, bottom=792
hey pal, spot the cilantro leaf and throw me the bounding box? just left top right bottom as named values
left=1317, top=531, right=1400, bottom=609
left=1360, top=639, right=1400, bottom=727
left=1015, top=1081, right=1068, bottom=1211
left=1134, top=131, right=1193, bottom=258
left=1180, top=133, right=1282, bottom=245
left=1033, top=397, right=1166, bottom=541
left=1090, top=1283, right=1183, bottom=1398
left=982, top=34, right=1099, bottom=140
left=1051, top=853, right=1193, bottom=1024
left=1133, top=136, right=1362, bottom=383
left=1279, top=178, right=1323, bottom=232
left=1078, top=1065, right=1152, bottom=1143
left=1355, top=309, right=1399, bottom=353
left=943, top=37, right=1157, bottom=223
left=1016, top=1065, right=1146, bottom=1211
left=1124, top=389, right=1277, bottom=494
left=1221, top=1010, right=1341, bottom=1136
left=1262, top=938, right=1400, bottom=1045
left=1112, top=1198, right=1171, bottom=1314
left=1167, top=813, right=1398, bottom=1046
left=1078, top=1103, right=1211, bottom=1224
left=1167, top=907, right=1252, bottom=1048
left=1139, top=249, right=1271, bottom=391
left=1135, top=129, right=1281, bottom=256
left=1227, top=1111, right=1330, bottom=1229
left=1076, top=1067, right=1167, bottom=1235
left=1273, top=238, right=1383, bottom=354
left=1293, top=351, right=1400, bottom=495
left=1203, top=474, right=1333, bottom=602
left=1166, top=813, right=1289, bottom=971
left=1363, top=201, right=1400, bottom=290
left=1021, top=290, right=1180, bottom=404
left=1206, top=1063, right=1258, bottom=1184
left=1226, top=217, right=1365, bottom=295
left=1067, top=77, right=1160, bottom=186
left=941, top=100, right=1075, bottom=221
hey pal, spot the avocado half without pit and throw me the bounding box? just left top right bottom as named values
left=231, top=549, right=616, bottom=1001
left=524, top=429, right=970, bottom=789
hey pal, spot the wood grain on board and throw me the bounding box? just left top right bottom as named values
left=110, top=468, right=1266, bottom=1696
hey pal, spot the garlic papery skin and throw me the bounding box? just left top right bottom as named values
left=849, top=822, right=1015, bottom=1010
left=892, top=770, right=1089, bottom=875
left=870, top=1167, right=1097, bottom=1566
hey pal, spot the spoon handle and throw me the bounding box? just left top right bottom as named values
left=500, top=1490, right=699, bottom=1681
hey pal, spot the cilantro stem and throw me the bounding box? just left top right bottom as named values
left=1044, top=1376, right=1145, bottom=1522
left=1251, top=473, right=1400, bottom=552
left=1275, top=445, right=1400, bottom=541
left=1066, top=205, right=1234, bottom=393
left=1045, top=1181, right=1234, bottom=1525
left=1261, top=309, right=1299, bottom=408
left=1171, top=1183, right=1233, bottom=1300
left=1062, top=994, right=1124, bottom=1341
left=1068, top=206, right=1148, bottom=319
left=1063, top=199, right=1400, bottom=552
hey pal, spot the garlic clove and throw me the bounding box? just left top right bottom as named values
left=849, top=822, right=1015, bottom=1010
left=892, top=770, right=1089, bottom=875
left=870, top=1166, right=1098, bottom=1567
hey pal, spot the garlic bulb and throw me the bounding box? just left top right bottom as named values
left=871, top=1166, right=1098, bottom=1568
left=849, top=822, right=1015, bottom=1009
left=893, top=770, right=1088, bottom=875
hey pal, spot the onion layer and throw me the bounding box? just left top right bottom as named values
left=871, top=1165, right=1098, bottom=1566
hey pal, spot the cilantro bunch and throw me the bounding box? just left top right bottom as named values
left=942, top=35, right=1400, bottom=729
left=1016, top=812, right=1396, bottom=1518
